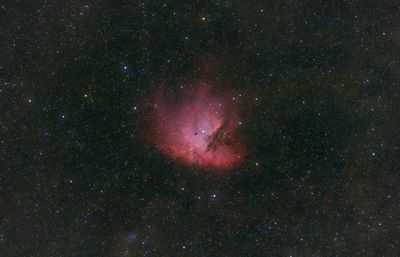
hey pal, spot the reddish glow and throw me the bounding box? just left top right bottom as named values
left=144, top=81, right=246, bottom=171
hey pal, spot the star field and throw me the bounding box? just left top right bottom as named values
left=1, top=1, right=400, bottom=257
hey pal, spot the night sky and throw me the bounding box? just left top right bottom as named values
left=1, top=1, right=400, bottom=256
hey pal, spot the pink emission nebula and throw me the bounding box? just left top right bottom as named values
left=144, top=81, right=246, bottom=171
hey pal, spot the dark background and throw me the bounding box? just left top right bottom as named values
left=1, top=1, right=399, bottom=256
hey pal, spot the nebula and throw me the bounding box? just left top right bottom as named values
left=143, top=81, right=246, bottom=171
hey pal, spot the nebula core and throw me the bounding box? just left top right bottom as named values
left=144, top=81, right=246, bottom=171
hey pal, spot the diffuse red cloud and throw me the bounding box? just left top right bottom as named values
left=143, top=81, right=246, bottom=171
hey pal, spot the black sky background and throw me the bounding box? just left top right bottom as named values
left=1, top=1, right=400, bottom=256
